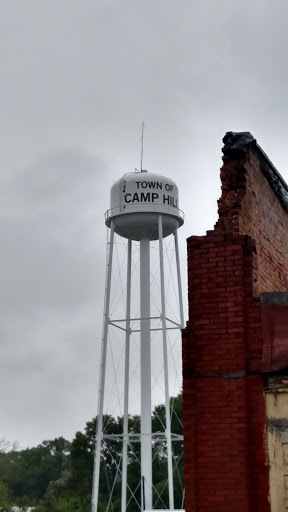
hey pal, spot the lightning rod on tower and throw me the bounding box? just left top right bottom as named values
left=92, top=153, right=185, bottom=512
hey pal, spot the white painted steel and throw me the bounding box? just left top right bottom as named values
left=174, top=230, right=185, bottom=329
left=93, top=169, right=185, bottom=511
left=158, top=215, right=174, bottom=510
left=121, top=239, right=132, bottom=512
left=109, top=172, right=180, bottom=214
left=92, top=221, right=115, bottom=512
left=106, top=171, right=184, bottom=241
left=140, top=238, right=153, bottom=511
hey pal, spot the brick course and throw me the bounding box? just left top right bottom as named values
left=183, top=132, right=288, bottom=512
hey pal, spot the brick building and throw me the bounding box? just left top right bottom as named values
left=182, top=132, right=288, bottom=512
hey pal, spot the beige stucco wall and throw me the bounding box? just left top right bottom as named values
left=266, top=378, right=288, bottom=511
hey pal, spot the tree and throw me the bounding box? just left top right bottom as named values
left=0, top=481, right=11, bottom=512
left=0, top=392, right=184, bottom=510
left=69, top=431, right=93, bottom=495
left=5, top=437, right=71, bottom=503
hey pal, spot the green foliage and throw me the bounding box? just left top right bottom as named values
left=0, top=481, right=11, bottom=511
left=34, top=493, right=91, bottom=512
left=8, top=437, right=71, bottom=501
left=69, top=431, right=93, bottom=494
left=0, top=393, right=184, bottom=511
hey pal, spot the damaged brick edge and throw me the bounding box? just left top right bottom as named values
left=223, top=131, right=288, bottom=214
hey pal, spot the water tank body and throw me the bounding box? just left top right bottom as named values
left=105, top=171, right=184, bottom=241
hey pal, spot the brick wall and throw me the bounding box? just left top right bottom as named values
left=183, top=132, right=288, bottom=512
left=215, top=132, right=288, bottom=294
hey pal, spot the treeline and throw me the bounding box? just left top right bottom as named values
left=0, top=393, right=183, bottom=512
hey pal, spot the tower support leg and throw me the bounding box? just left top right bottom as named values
left=92, top=221, right=115, bottom=512
left=140, top=238, right=152, bottom=511
left=174, top=230, right=185, bottom=329
left=121, top=239, right=132, bottom=512
left=158, top=216, right=174, bottom=510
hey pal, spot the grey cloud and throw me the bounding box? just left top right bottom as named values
left=0, top=149, right=106, bottom=445
left=0, top=150, right=106, bottom=312
left=1, top=0, right=288, bottom=447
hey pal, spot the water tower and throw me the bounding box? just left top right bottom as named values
left=92, top=169, right=185, bottom=512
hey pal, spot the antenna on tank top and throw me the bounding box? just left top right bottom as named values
left=140, top=121, right=145, bottom=172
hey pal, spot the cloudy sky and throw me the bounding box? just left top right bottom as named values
left=2, top=0, right=288, bottom=448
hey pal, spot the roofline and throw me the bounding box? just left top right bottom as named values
left=223, top=131, right=288, bottom=214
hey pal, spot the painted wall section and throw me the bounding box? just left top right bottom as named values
left=183, top=132, right=288, bottom=512
left=265, top=376, right=288, bottom=512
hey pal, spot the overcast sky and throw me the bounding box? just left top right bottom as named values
left=2, top=0, right=288, bottom=448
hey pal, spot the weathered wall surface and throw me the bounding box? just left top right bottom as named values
left=265, top=376, right=288, bottom=512
left=183, top=232, right=268, bottom=512
left=215, top=132, right=288, bottom=295
left=183, top=132, right=288, bottom=512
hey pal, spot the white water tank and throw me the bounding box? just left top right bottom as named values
left=105, top=171, right=184, bottom=240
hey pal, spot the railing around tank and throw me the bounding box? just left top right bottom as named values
left=105, top=203, right=185, bottom=222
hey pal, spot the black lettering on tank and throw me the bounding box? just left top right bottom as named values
left=140, top=192, right=150, bottom=202
left=132, top=192, right=140, bottom=202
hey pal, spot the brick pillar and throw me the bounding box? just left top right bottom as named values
left=183, top=232, right=270, bottom=512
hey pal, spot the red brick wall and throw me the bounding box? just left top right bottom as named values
left=182, top=133, right=288, bottom=512
left=216, top=136, right=288, bottom=294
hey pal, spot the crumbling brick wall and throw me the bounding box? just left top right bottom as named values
left=183, top=132, right=288, bottom=512
left=216, top=132, right=288, bottom=294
